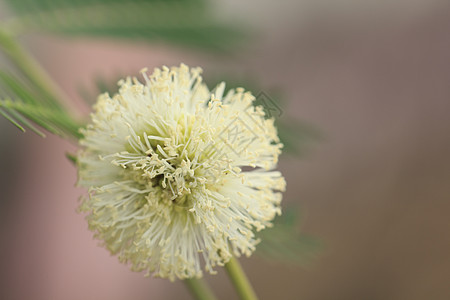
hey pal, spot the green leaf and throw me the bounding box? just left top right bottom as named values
left=0, top=56, right=83, bottom=139
left=0, top=98, right=83, bottom=139
left=0, top=70, right=63, bottom=111
left=77, top=73, right=122, bottom=106
left=0, top=107, right=25, bottom=132
left=256, top=208, right=321, bottom=266
left=66, top=152, right=77, bottom=164
left=4, top=0, right=244, bottom=51
left=7, top=108, right=47, bottom=137
left=0, top=71, right=37, bottom=105
left=277, top=119, right=322, bottom=155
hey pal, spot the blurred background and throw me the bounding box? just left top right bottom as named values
left=1, top=0, right=450, bottom=299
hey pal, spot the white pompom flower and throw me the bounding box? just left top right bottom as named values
left=77, top=64, right=285, bottom=281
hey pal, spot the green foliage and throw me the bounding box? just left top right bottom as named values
left=256, top=209, right=321, bottom=265
left=0, top=28, right=83, bottom=139
left=4, top=0, right=244, bottom=51
left=277, top=119, right=322, bottom=155
left=0, top=98, right=82, bottom=138
left=0, top=70, right=81, bottom=138
left=0, top=70, right=60, bottom=110
left=0, top=66, right=81, bottom=139
left=77, top=73, right=123, bottom=105
left=66, top=152, right=77, bottom=164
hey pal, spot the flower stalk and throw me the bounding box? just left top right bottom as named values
left=225, top=257, right=258, bottom=300
left=184, top=278, right=218, bottom=300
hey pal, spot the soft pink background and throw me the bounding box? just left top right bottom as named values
left=1, top=1, right=450, bottom=299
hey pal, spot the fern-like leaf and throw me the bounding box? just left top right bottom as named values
left=4, top=0, right=244, bottom=51
left=256, top=209, right=321, bottom=266
left=0, top=65, right=82, bottom=139
left=0, top=98, right=83, bottom=138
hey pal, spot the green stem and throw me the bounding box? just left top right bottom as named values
left=225, top=257, right=258, bottom=300
left=184, top=278, right=218, bottom=300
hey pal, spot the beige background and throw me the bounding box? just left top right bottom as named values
left=1, top=0, right=450, bottom=299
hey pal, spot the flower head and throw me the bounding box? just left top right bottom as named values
left=77, top=64, right=285, bottom=280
